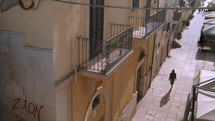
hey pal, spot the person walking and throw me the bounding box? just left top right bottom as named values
left=169, top=69, right=176, bottom=88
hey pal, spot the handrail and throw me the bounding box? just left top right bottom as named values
left=145, top=10, right=166, bottom=36
left=129, top=10, right=166, bottom=38
left=107, top=26, right=133, bottom=42
left=194, top=77, right=215, bottom=87
left=191, top=77, right=215, bottom=121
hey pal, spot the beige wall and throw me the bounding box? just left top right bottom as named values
left=108, top=0, right=130, bottom=24
left=70, top=53, right=137, bottom=121
left=111, top=52, right=137, bottom=120
left=52, top=2, right=74, bottom=81
left=0, top=1, right=53, bottom=49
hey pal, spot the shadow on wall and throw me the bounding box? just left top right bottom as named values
left=0, top=0, right=18, bottom=12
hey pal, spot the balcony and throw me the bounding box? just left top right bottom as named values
left=145, top=10, right=166, bottom=36
left=129, top=10, right=166, bottom=38
left=77, top=24, right=133, bottom=79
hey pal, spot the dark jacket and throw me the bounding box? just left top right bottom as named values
left=169, top=71, right=176, bottom=85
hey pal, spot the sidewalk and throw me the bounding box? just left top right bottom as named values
left=132, top=11, right=215, bottom=121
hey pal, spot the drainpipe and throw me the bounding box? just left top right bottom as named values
left=150, top=35, right=157, bottom=85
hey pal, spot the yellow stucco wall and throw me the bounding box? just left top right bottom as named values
left=72, top=77, right=98, bottom=121
left=146, top=35, right=155, bottom=72
left=52, top=2, right=75, bottom=81
left=111, top=52, right=137, bottom=120
left=71, top=52, right=137, bottom=121
left=0, top=1, right=53, bottom=49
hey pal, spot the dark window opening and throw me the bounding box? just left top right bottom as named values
left=92, top=96, right=100, bottom=109
left=163, top=22, right=170, bottom=32
left=132, top=0, right=139, bottom=9
left=138, top=50, right=145, bottom=62
left=158, top=42, right=160, bottom=48
left=145, top=0, right=151, bottom=18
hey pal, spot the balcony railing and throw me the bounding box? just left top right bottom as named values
left=77, top=25, right=133, bottom=74
left=145, top=10, right=166, bottom=36
left=129, top=10, right=166, bottom=38
left=129, top=15, right=146, bottom=38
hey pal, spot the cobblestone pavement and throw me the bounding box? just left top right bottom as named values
left=132, top=10, right=215, bottom=121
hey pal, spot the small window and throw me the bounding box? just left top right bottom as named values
left=138, top=50, right=145, bottom=61
left=132, top=0, right=139, bottom=9
left=92, top=96, right=100, bottom=109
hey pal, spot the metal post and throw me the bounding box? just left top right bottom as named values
left=191, top=86, right=196, bottom=121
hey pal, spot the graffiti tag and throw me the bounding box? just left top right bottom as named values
left=12, top=98, right=44, bottom=121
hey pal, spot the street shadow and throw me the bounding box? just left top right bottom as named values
left=160, top=88, right=172, bottom=108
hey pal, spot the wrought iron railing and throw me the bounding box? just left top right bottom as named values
left=145, top=10, right=166, bottom=36
left=78, top=25, right=133, bottom=73
left=129, top=10, right=165, bottom=38
left=129, top=15, right=145, bottom=38
left=110, top=23, right=131, bottom=37
left=191, top=77, right=215, bottom=121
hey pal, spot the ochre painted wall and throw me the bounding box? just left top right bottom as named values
left=0, top=1, right=53, bottom=49
left=71, top=52, right=137, bottom=121
left=111, top=51, right=138, bottom=121
left=52, top=2, right=75, bottom=81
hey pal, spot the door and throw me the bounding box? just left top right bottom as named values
left=89, top=0, right=104, bottom=59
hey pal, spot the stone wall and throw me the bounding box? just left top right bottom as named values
left=0, top=31, right=56, bottom=121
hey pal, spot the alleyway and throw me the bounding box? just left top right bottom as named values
left=132, top=10, right=215, bottom=121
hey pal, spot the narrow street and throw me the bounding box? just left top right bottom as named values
left=132, top=9, right=215, bottom=121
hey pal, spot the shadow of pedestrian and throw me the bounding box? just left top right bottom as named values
left=160, top=88, right=172, bottom=108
